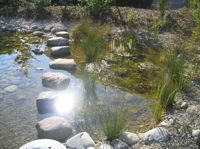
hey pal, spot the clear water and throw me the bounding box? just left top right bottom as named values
left=0, top=32, right=152, bottom=149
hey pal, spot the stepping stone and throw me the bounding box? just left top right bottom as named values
left=42, top=72, right=70, bottom=90
left=36, top=116, right=72, bottom=141
left=33, top=31, right=44, bottom=37
left=56, top=31, right=69, bottom=39
left=66, top=132, right=95, bottom=149
left=47, top=37, right=68, bottom=47
left=19, top=139, right=66, bottom=149
left=51, top=46, right=70, bottom=57
left=49, top=59, right=76, bottom=71
left=36, top=91, right=57, bottom=114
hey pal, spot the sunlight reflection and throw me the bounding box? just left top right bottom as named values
left=55, top=91, right=75, bottom=114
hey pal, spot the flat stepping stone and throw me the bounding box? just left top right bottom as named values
left=49, top=59, right=76, bottom=71
left=42, top=72, right=70, bottom=90
left=33, top=31, right=44, bottom=37
left=36, top=91, right=57, bottom=114
left=56, top=31, right=69, bottom=39
left=66, top=132, right=95, bottom=149
left=47, top=37, right=68, bottom=47
left=51, top=46, right=70, bottom=57
left=36, top=116, right=72, bottom=141
left=19, top=139, right=66, bottom=149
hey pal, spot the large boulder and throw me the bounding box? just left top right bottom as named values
left=36, top=91, right=57, bottom=114
left=56, top=31, right=69, bottom=39
left=19, top=139, right=66, bottom=149
left=47, top=37, right=68, bottom=47
left=42, top=72, right=70, bottom=90
left=49, top=59, right=76, bottom=71
left=66, top=132, right=95, bottom=149
left=143, top=127, right=170, bottom=145
left=51, top=46, right=70, bottom=57
left=119, top=132, right=140, bottom=145
left=36, top=116, right=72, bottom=141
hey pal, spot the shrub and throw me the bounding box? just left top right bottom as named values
left=72, top=19, right=109, bottom=63
left=157, top=0, right=168, bottom=18
left=79, top=0, right=112, bottom=17
left=95, top=104, right=127, bottom=140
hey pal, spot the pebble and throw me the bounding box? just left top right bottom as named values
left=4, top=85, right=17, bottom=93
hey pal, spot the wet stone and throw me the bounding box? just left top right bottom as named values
left=42, top=72, right=70, bottom=90
left=56, top=31, right=69, bottom=39
left=49, top=59, right=76, bottom=71
left=36, top=116, right=72, bottom=141
left=51, top=46, right=70, bottom=57
left=47, top=37, right=68, bottom=47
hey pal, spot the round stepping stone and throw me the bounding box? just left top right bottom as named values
left=36, top=116, right=72, bottom=141
left=49, top=59, right=76, bottom=71
left=51, top=46, right=70, bottom=57
left=47, top=37, right=68, bottom=47
left=56, top=31, right=69, bottom=39
left=42, top=72, right=70, bottom=90
left=19, top=139, right=66, bottom=149
left=33, top=31, right=44, bottom=37
left=36, top=91, right=57, bottom=114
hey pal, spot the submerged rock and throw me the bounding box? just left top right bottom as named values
left=66, top=132, right=95, bottom=149
left=51, top=46, right=70, bottom=57
left=47, top=37, right=68, bottom=47
left=42, top=72, right=70, bottom=90
left=49, top=59, right=76, bottom=71
left=19, top=139, right=66, bottom=149
left=119, top=132, right=140, bottom=145
left=143, top=127, right=170, bottom=144
left=36, top=116, right=72, bottom=141
left=4, top=85, right=17, bottom=93
left=36, top=91, right=57, bottom=114
left=56, top=31, right=69, bottom=39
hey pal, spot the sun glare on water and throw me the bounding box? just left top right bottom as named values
left=55, top=92, right=75, bottom=114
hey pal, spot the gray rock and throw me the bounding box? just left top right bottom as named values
left=99, top=144, right=113, bottom=149
left=51, top=46, right=70, bottom=57
left=49, top=59, right=76, bottom=71
left=56, top=31, right=69, bottom=38
left=4, top=85, right=17, bottom=93
left=51, top=28, right=67, bottom=34
left=33, top=31, right=44, bottom=37
left=36, top=116, right=72, bottom=141
left=19, top=139, right=66, bottom=149
left=42, top=72, right=70, bottom=90
left=159, top=115, right=175, bottom=128
left=31, top=25, right=38, bottom=30
left=186, top=105, right=200, bottom=115
left=111, top=139, right=128, bottom=149
left=192, top=130, right=200, bottom=143
left=119, top=132, right=140, bottom=145
left=66, top=132, right=95, bottom=149
left=181, top=102, right=188, bottom=109
left=47, top=37, right=68, bottom=47
left=36, top=91, right=57, bottom=114
left=143, top=127, right=170, bottom=144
